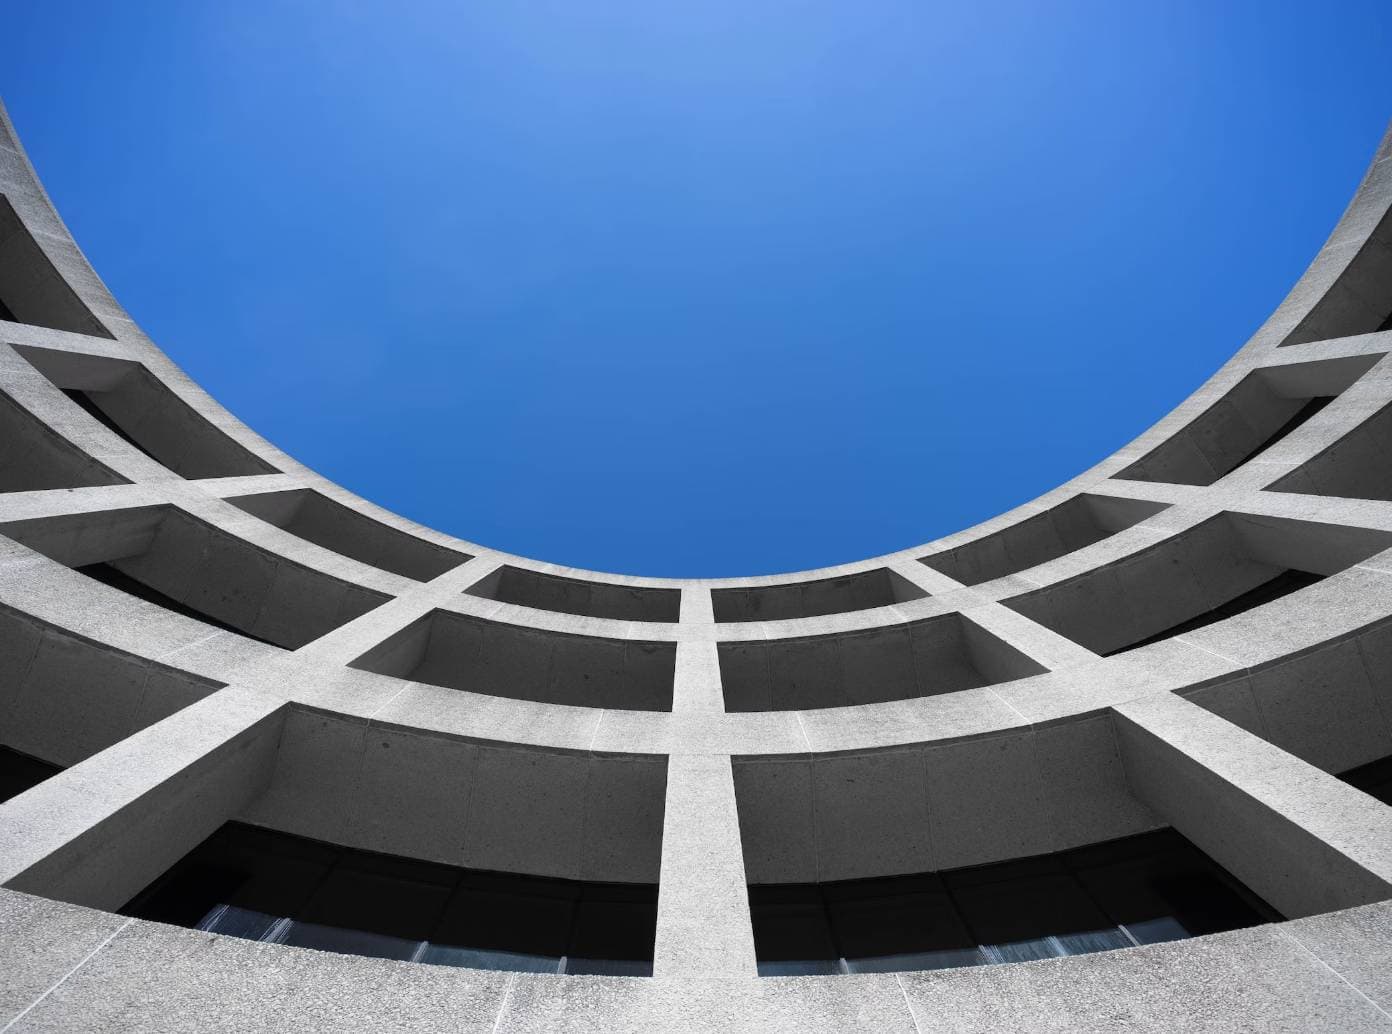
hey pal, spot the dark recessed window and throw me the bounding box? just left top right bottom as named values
left=711, top=569, right=926, bottom=623
left=61, top=389, right=163, bottom=464
left=228, top=490, right=469, bottom=583
left=350, top=610, right=677, bottom=711
left=748, top=829, right=1276, bottom=976
left=1100, top=569, right=1323, bottom=657
left=14, top=346, right=276, bottom=479
left=718, top=613, right=1045, bottom=711
left=0, top=745, right=63, bottom=803
left=466, top=566, right=679, bottom=622
left=1338, top=754, right=1392, bottom=805
left=1117, top=355, right=1378, bottom=485
left=1270, top=399, right=1392, bottom=503
left=0, top=506, right=389, bottom=651
left=75, top=562, right=281, bottom=647
left=1002, top=512, right=1389, bottom=657
left=1230, top=395, right=1334, bottom=468
left=122, top=823, right=658, bottom=976
left=0, top=196, right=114, bottom=338
left=0, top=389, right=128, bottom=493
left=920, top=495, right=1169, bottom=587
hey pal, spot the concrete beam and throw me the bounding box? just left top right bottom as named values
left=653, top=753, right=758, bottom=979
left=1113, top=691, right=1392, bottom=918
left=0, top=687, right=285, bottom=910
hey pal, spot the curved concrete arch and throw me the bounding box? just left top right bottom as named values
left=1, top=98, right=1392, bottom=1030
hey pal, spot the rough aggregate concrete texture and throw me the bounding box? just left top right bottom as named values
left=0, top=93, right=1391, bottom=1030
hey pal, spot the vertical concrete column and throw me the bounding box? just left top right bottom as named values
left=1113, top=691, right=1392, bottom=919
left=653, top=753, right=759, bottom=978
left=672, top=588, right=723, bottom=712
left=653, top=585, right=758, bottom=978
left=671, top=639, right=724, bottom=712
left=0, top=686, right=286, bottom=910
left=678, top=584, right=715, bottom=625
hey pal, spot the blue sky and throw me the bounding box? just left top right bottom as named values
left=4, top=2, right=1390, bottom=576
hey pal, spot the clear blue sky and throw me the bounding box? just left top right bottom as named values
left=4, top=2, right=1390, bottom=576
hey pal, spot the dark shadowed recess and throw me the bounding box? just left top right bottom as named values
left=122, top=822, right=659, bottom=976
left=1339, top=753, right=1392, bottom=805
left=0, top=744, right=62, bottom=804
left=748, top=828, right=1277, bottom=976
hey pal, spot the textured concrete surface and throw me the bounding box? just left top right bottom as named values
left=2, top=891, right=1391, bottom=1032
left=1, top=95, right=1392, bottom=1030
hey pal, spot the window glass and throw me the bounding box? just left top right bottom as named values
left=121, top=822, right=658, bottom=975
left=749, top=829, right=1275, bottom=975
left=277, top=920, right=421, bottom=962
left=419, top=944, right=562, bottom=973
left=195, top=903, right=283, bottom=942
left=757, top=959, right=843, bottom=977
left=0, top=746, right=62, bottom=803
left=845, top=948, right=985, bottom=973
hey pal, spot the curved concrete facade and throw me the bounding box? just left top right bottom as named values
left=2, top=98, right=1392, bottom=1031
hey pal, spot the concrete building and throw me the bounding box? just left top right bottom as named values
left=1, top=96, right=1392, bottom=1030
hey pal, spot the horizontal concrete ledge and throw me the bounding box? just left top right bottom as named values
left=1, top=889, right=1390, bottom=1032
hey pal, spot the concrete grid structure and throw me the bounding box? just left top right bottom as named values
left=1, top=95, right=1392, bottom=1030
